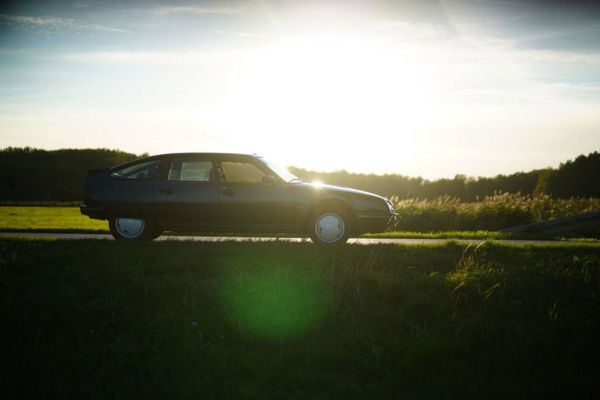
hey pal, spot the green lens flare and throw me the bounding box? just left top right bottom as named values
left=222, top=268, right=328, bottom=340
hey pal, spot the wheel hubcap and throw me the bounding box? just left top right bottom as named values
left=315, top=213, right=345, bottom=243
left=115, top=218, right=145, bottom=238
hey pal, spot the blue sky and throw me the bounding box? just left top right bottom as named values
left=1, top=0, right=599, bottom=178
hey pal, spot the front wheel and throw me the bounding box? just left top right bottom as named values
left=310, top=211, right=350, bottom=244
left=109, top=217, right=155, bottom=241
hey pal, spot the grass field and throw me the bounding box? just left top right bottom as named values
left=365, top=230, right=504, bottom=240
left=1, top=239, right=599, bottom=398
left=1, top=206, right=500, bottom=238
left=0, top=206, right=108, bottom=232
left=391, top=194, right=600, bottom=233
left=0, top=206, right=585, bottom=241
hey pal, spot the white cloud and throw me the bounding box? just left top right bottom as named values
left=212, top=29, right=268, bottom=39
left=514, top=49, right=600, bottom=64
left=152, top=5, right=243, bottom=16
left=60, top=49, right=249, bottom=65
left=371, top=20, right=449, bottom=40
left=0, top=14, right=130, bottom=34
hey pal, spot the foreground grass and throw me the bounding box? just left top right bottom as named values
left=1, top=239, right=599, bottom=398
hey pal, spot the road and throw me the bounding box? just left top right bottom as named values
left=1, top=232, right=599, bottom=246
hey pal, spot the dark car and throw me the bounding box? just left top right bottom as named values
left=80, top=153, right=396, bottom=244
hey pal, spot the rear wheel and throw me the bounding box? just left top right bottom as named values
left=310, top=211, right=350, bottom=244
left=109, top=217, right=155, bottom=241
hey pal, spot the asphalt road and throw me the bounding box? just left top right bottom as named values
left=1, top=232, right=599, bottom=246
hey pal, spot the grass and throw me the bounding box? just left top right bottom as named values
left=2, top=206, right=502, bottom=238
left=1, top=239, right=600, bottom=398
left=391, top=193, right=600, bottom=234
left=0, top=201, right=82, bottom=206
left=366, top=230, right=505, bottom=240
left=0, top=206, right=108, bottom=232
left=1, top=205, right=598, bottom=241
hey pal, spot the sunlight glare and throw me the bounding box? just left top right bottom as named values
left=219, top=33, right=439, bottom=171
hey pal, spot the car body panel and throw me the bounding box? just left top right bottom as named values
left=108, top=179, right=155, bottom=219
left=154, top=180, right=221, bottom=229
left=216, top=182, right=301, bottom=230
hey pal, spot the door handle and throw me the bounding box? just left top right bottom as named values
left=160, top=187, right=175, bottom=195
left=222, top=187, right=235, bottom=196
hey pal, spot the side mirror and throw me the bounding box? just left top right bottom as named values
left=262, top=175, right=277, bottom=185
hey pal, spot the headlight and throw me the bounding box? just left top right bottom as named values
left=385, top=199, right=395, bottom=213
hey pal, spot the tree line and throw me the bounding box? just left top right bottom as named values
left=290, top=151, right=600, bottom=200
left=0, top=147, right=140, bottom=201
left=0, top=147, right=598, bottom=201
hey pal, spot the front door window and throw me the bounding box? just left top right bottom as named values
left=220, top=161, right=267, bottom=183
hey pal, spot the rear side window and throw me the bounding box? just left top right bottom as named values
left=110, top=160, right=160, bottom=180
left=168, top=160, right=213, bottom=182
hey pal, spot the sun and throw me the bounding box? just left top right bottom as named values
left=217, top=33, right=437, bottom=171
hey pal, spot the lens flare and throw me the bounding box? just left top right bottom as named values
left=221, top=267, right=329, bottom=340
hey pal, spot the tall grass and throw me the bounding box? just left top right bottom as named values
left=391, top=193, right=600, bottom=232
left=1, top=193, right=599, bottom=237
left=1, top=239, right=599, bottom=398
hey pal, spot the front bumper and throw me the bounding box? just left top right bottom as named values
left=355, top=212, right=397, bottom=234
left=80, top=205, right=107, bottom=220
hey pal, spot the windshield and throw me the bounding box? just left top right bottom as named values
left=259, top=158, right=299, bottom=182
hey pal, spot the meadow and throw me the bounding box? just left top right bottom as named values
left=390, top=193, right=600, bottom=233
left=1, top=193, right=599, bottom=239
left=0, top=205, right=503, bottom=239
left=0, top=206, right=108, bottom=232
left=1, top=239, right=599, bottom=398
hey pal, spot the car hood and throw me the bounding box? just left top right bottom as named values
left=296, top=182, right=386, bottom=200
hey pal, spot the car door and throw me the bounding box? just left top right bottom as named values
left=215, top=156, right=299, bottom=231
left=108, top=159, right=161, bottom=219
left=154, top=156, right=220, bottom=229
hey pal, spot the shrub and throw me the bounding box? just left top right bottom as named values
left=391, top=193, right=600, bottom=233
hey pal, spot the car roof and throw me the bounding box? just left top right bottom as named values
left=110, top=152, right=260, bottom=170
left=152, top=152, right=259, bottom=159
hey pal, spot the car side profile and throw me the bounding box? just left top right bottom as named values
left=80, top=153, right=396, bottom=244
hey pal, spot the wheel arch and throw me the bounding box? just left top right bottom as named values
left=305, top=197, right=356, bottom=234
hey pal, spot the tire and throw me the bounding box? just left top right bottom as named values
left=109, top=216, right=155, bottom=241
left=310, top=210, right=350, bottom=244
left=150, top=229, right=163, bottom=240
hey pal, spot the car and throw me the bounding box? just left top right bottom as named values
left=80, top=153, right=396, bottom=244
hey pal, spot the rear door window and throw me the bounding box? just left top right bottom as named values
left=168, top=160, right=213, bottom=182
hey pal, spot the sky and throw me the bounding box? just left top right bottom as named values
left=0, top=0, right=599, bottom=179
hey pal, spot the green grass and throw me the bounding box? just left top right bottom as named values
left=366, top=230, right=504, bottom=239
left=370, top=231, right=600, bottom=242
left=0, top=206, right=108, bottom=232
left=1, top=239, right=599, bottom=398
left=1, top=206, right=598, bottom=242
left=0, top=201, right=82, bottom=206
left=2, top=206, right=503, bottom=238
left=391, top=193, right=600, bottom=234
